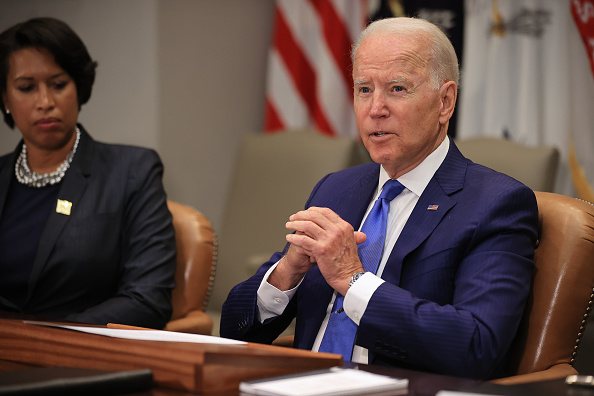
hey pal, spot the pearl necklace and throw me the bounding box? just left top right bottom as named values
left=15, top=127, right=81, bottom=188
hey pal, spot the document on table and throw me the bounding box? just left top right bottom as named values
left=436, top=392, right=502, bottom=396
left=239, top=367, right=408, bottom=396
left=23, top=320, right=246, bottom=345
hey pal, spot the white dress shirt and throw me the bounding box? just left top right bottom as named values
left=257, top=136, right=450, bottom=363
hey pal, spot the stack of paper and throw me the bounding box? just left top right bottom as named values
left=239, top=367, right=408, bottom=396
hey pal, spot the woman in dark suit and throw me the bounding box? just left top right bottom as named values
left=0, top=17, right=177, bottom=329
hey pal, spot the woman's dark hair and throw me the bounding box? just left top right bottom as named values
left=0, top=17, right=98, bottom=128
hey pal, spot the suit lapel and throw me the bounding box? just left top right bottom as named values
left=0, top=146, right=20, bottom=310
left=381, top=140, right=468, bottom=286
left=25, top=127, right=94, bottom=302
left=0, top=145, right=20, bottom=221
left=333, top=163, right=380, bottom=229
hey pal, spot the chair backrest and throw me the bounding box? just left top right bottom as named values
left=506, top=192, right=594, bottom=376
left=166, top=200, right=217, bottom=333
left=209, top=130, right=371, bottom=312
left=455, top=137, right=559, bottom=192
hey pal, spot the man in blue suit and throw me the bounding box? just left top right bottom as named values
left=220, top=17, right=538, bottom=380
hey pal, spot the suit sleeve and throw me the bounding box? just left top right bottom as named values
left=66, top=149, right=176, bottom=329
left=219, top=249, right=300, bottom=342
left=356, top=184, right=538, bottom=379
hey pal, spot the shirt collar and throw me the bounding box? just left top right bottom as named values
left=378, top=136, right=450, bottom=198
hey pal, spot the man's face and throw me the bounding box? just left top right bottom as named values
left=353, top=32, right=450, bottom=179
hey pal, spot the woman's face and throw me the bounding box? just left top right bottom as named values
left=2, top=47, right=79, bottom=152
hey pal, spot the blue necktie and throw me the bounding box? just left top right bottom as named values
left=318, top=179, right=405, bottom=360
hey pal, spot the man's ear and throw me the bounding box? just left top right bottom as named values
left=438, top=81, right=457, bottom=125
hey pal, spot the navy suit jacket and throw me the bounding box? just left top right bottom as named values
left=0, top=125, right=177, bottom=329
left=221, top=140, right=538, bottom=379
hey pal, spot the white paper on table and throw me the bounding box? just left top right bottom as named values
left=23, top=320, right=246, bottom=345
left=239, top=367, right=408, bottom=396
left=436, top=392, right=502, bottom=396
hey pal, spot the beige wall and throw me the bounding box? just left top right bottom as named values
left=0, top=0, right=275, bottom=316
left=157, top=1, right=274, bottom=234
left=0, top=0, right=161, bottom=149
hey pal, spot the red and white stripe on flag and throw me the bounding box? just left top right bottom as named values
left=572, top=0, right=594, bottom=77
left=264, top=0, right=368, bottom=137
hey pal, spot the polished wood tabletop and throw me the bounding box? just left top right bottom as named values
left=0, top=311, right=480, bottom=395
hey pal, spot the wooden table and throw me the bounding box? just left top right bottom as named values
left=0, top=313, right=480, bottom=395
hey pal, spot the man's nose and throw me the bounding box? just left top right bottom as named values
left=369, top=93, right=389, bottom=118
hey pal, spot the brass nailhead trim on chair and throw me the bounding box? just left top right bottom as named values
left=204, top=232, right=218, bottom=311
left=186, top=206, right=218, bottom=312
left=571, top=284, right=594, bottom=366
left=570, top=198, right=594, bottom=366
left=195, top=207, right=218, bottom=312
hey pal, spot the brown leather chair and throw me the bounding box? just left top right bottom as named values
left=164, top=200, right=217, bottom=335
left=494, top=192, right=594, bottom=384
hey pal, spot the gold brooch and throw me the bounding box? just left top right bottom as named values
left=56, top=199, right=72, bottom=216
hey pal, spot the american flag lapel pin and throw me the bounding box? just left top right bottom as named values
left=427, top=204, right=439, bottom=211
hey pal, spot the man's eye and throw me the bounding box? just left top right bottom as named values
left=393, top=86, right=404, bottom=92
left=360, top=87, right=370, bottom=94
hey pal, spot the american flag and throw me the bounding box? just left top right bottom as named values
left=264, top=0, right=368, bottom=138
left=427, top=205, right=439, bottom=211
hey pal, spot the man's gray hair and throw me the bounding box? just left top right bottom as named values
left=351, top=17, right=459, bottom=90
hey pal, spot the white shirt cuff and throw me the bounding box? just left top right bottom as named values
left=256, top=261, right=302, bottom=322
left=343, top=272, right=384, bottom=325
